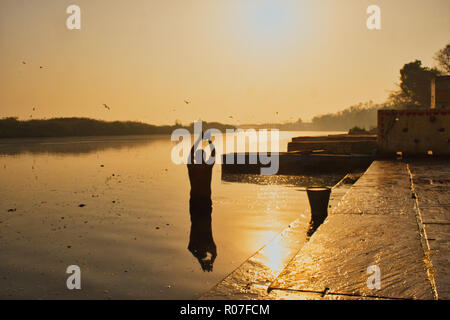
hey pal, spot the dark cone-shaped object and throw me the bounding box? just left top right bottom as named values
left=306, top=186, right=331, bottom=237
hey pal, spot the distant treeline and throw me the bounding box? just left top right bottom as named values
left=240, top=101, right=381, bottom=132
left=0, top=117, right=235, bottom=139
left=308, top=101, right=381, bottom=131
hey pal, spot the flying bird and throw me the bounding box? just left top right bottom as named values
left=103, top=104, right=110, bottom=110
left=184, top=100, right=190, bottom=104
left=22, top=61, right=26, bottom=65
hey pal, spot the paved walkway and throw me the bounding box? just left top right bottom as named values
left=202, top=159, right=449, bottom=300
left=408, top=158, right=450, bottom=299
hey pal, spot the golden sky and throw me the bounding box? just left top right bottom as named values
left=0, top=0, right=449, bottom=125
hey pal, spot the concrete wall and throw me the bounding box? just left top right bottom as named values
left=434, top=76, right=450, bottom=108
left=378, top=109, right=450, bottom=155
left=287, top=140, right=377, bottom=154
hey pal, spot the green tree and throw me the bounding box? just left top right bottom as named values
left=434, top=43, right=450, bottom=74
left=385, top=89, right=415, bottom=109
left=398, top=60, right=440, bottom=107
left=310, top=101, right=380, bottom=131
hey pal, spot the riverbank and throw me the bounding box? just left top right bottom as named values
left=202, top=158, right=449, bottom=300
left=0, top=117, right=236, bottom=139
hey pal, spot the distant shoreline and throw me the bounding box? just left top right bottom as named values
left=0, top=117, right=238, bottom=139
left=0, top=117, right=349, bottom=139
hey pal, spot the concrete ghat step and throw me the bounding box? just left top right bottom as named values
left=330, top=160, right=417, bottom=216
left=203, top=160, right=442, bottom=300
left=291, top=135, right=377, bottom=142
left=268, top=160, right=436, bottom=300
left=408, top=158, right=450, bottom=300
left=221, top=153, right=374, bottom=175
left=287, top=140, right=377, bottom=154
left=268, top=214, right=434, bottom=300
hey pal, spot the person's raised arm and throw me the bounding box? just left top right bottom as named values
left=209, top=139, right=216, bottom=158
left=206, top=139, right=216, bottom=166
left=188, top=132, right=203, bottom=164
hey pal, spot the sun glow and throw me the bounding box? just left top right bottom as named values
left=237, top=0, right=307, bottom=45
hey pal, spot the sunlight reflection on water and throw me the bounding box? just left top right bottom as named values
left=0, top=131, right=345, bottom=299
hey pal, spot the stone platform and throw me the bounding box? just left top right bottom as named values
left=202, top=158, right=449, bottom=300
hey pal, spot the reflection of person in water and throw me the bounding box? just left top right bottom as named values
left=187, top=132, right=217, bottom=272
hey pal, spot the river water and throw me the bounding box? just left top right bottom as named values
left=0, top=131, right=345, bottom=299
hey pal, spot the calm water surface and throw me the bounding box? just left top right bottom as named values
left=0, top=131, right=344, bottom=299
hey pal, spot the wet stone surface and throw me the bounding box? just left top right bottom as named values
left=269, top=160, right=436, bottom=300
left=203, top=159, right=449, bottom=300
left=268, top=214, right=433, bottom=300
left=409, top=158, right=450, bottom=300
left=331, top=160, right=416, bottom=216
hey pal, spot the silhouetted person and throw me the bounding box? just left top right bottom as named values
left=187, top=133, right=217, bottom=272
left=188, top=133, right=215, bottom=198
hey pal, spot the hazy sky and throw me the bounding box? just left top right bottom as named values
left=0, top=0, right=449, bottom=124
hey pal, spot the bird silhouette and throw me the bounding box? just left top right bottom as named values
left=103, top=104, right=110, bottom=110
left=22, top=61, right=26, bottom=65
left=184, top=100, right=190, bottom=104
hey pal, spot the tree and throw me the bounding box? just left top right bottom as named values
left=310, top=101, right=380, bottom=131
left=434, top=43, right=450, bottom=74
left=385, top=89, right=415, bottom=109
left=398, top=60, right=440, bottom=107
